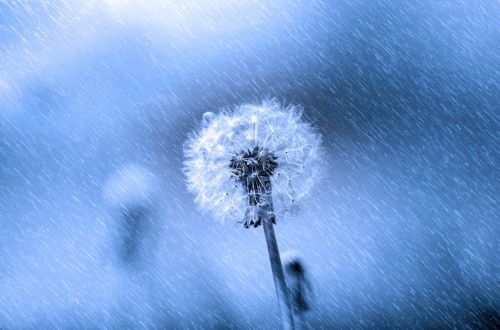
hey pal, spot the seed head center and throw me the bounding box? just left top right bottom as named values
left=229, top=146, right=278, bottom=201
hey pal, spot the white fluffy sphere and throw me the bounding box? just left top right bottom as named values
left=184, top=100, right=324, bottom=226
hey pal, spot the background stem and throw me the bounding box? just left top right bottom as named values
left=262, top=212, right=295, bottom=330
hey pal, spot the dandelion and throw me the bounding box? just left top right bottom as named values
left=184, top=100, right=323, bottom=330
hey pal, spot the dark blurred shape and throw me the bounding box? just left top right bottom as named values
left=117, top=205, right=151, bottom=266
left=283, top=251, right=313, bottom=330
left=285, top=260, right=311, bottom=314
left=103, top=164, right=159, bottom=269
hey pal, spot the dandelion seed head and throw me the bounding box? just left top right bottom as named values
left=184, top=100, right=324, bottom=226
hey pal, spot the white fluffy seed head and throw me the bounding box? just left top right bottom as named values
left=183, top=100, right=324, bottom=225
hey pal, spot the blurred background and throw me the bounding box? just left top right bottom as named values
left=0, top=0, right=498, bottom=328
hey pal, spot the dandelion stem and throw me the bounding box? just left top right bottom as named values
left=262, top=207, right=295, bottom=330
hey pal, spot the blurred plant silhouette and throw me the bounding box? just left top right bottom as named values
left=104, top=164, right=159, bottom=269
left=283, top=251, right=313, bottom=329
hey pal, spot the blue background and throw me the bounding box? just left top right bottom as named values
left=0, top=1, right=498, bottom=328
